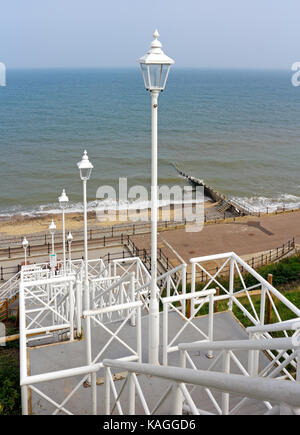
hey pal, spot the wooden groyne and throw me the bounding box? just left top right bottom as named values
left=172, top=163, right=252, bottom=217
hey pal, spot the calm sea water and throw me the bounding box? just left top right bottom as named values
left=0, top=68, right=300, bottom=217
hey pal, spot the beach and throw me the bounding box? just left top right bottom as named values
left=0, top=200, right=217, bottom=238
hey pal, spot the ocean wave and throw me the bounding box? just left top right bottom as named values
left=0, top=195, right=208, bottom=219
left=231, top=194, right=300, bottom=212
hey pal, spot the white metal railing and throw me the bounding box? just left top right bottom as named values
left=20, top=273, right=79, bottom=342
left=178, top=336, right=300, bottom=415
left=102, top=358, right=300, bottom=415
left=162, top=289, right=215, bottom=365
left=0, top=270, right=21, bottom=303
left=82, top=300, right=142, bottom=366
left=190, top=252, right=300, bottom=377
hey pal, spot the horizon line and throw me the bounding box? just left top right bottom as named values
left=4, top=65, right=292, bottom=72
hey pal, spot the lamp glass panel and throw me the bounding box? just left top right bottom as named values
left=80, top=167, right=92, bottom=181
left=140, top=63, right=149, bottom=89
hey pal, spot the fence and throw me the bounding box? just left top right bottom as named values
left=0, top=204, right=283, bottom=257
left=187, top=238, right=296, bottom=283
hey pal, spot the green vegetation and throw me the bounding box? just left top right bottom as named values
left=0, top=317, right=20, bottom=415
left=0, top=351, right=21, bottom=415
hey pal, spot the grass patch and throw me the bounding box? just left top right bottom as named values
left=0, top=317, right=21, bottom=415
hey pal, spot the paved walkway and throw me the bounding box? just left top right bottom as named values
left=132, top=211, right=300, bottom=265
left=28, top=311, right=269, bottom=415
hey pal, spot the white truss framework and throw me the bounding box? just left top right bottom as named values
left=18, top=251, right=300, bottom=415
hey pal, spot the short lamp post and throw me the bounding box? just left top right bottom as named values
left=49, top=220, right=56, bottom=254
left=138, top=30, right=174, bottom=364
left=58, top=189, right=69, bottom=273
left=67, top=231, right=73, bottom=271
left=77, top=150, right=94, bottom=390
left=22, top=237, right=28, bottom=266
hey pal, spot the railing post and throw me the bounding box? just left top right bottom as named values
left=128, top=372, right=135, bottom=415
left=21, top=386, right=29, bottom=415
left=172, top=382, right=183, bottom=415
left=181, top=264, right=186, bottom=316
left=214, top=287, right=219, bottom=313
left=166, top=274, right=171, bottom=298
left=76, top=277, right=82, bottom=335
left=266, top=274, right=273, bottom=324
left=247, top=332, right=259, bottom=377
left=69, top=282, right=74, bottom=341
left=104, top=367, right=110, bottom=415
left=130, top=273, right=136, bottom=327
left=222, top=351, right=231, bottom=415
left=191, top=262, right=196, bottom=293
left=228, top=257, right=234, bottom=311
left=163, top=302, right=168, bottom=366
left=92, top=372, right=97, bottom=415
left=206, top=292, right=214, bottom=359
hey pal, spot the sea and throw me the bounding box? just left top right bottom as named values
left=0, top=67, right=300, bottom=218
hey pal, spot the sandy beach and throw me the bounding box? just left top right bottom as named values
left=0, top=201, right=217, bottom=238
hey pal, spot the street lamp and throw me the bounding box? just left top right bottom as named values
left=49, top=220, right=56, bottom=273
left=22, top=237, right=28, bottom=266
left=58, top=189, right=69, bottom=273
left=138, top=30, right=174, bottom=364
left=49, top=220, right=56, bottom=254
left=67, top=231, right=73, bottom=271
left=77, top=150, right=93, bottom=377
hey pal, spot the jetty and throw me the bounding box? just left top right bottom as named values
left=172, top=163, right=253, bottom=217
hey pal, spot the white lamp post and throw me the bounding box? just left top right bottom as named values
left=22, top=237, right=28, bottom=266
left=67, top=231, right=73, bottom=270
left=49, top=220, right=56, bottom=274
left=138, top=30, right=174, bottom=364
left=49, top=220, right=56, bottom=254
left=58, top=189, right=69, bottom=273
left=77, top=150, right=93, bottom=382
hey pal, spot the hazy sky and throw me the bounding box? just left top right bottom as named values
left=1, top=0, right=298, bottom=69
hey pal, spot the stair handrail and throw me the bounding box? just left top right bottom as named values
left=0, top=270, right=21, bottom=302
left=178, top=337, right=297, bottom=352
left=246, top=319, right=300, bottom=335
left=102, top=358, right=300, bottom=409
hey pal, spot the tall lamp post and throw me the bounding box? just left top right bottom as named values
left=77, top=151, right=93, bottom=376
left=49, top=220, right=56, bottom=274
left=58, top=189, right=69, bottom=273
left=138, top=30, right=174, bottom=364
left=67, top=231, right=73, bottom=271
left=22, top=237, right=28, bottom=266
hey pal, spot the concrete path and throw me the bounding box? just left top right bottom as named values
left=28, top=311, right=270, bottom=415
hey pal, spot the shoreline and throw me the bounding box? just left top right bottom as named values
left=0, top=200, right=299, bottom=240
left=0, top=201, right=217, bottom=238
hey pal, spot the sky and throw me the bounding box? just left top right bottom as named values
left=0, top=0, right=299, bottom=70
